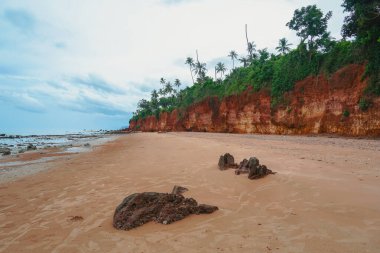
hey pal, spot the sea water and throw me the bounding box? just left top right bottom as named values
left=0, top=131, right=109, bottom=155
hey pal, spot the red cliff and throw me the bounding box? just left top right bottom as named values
left=129, top=64, right=380, bottom=136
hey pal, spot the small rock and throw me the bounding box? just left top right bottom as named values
left=27, top=144, right=37, bottom=151
left=171, top=185, right=188, bottom=195
left=0, top=147, right=11, bottom=156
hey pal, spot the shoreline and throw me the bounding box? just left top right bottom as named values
left=0, top=134, right=120, bottom=184
left=0, top=132, right=379, bottom=252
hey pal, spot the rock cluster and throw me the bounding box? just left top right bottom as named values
left=113, top=187, right=218, bottom=231
left=219, top=153, right=275, bottom=179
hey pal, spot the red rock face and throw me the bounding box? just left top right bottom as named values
left=129, top=64, right=380, bottom=136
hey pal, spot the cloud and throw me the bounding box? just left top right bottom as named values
left=160, top=0, right=193, bottom=5
left=54, top=42, right=66, bottom=49
left=3, top=8, right=35, bottom=31
left=63, top=95, right=128, bottom=116
left=0, top=91, right=45, bottom=113
left=69, top=74, right=126, bottom=94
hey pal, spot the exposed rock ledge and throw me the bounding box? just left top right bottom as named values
left=129, top=64, right=380, bottom=137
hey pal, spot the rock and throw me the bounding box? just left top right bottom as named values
left=27, top=144, right=37, bottom=151
left=218, top=153, right=238, bottom=170
left=0, top=147, right=11, bottom=156
left=222, top=154, right=276, bottom=180
left=171, top=185, right=188, bottom=195
left=84, top=143, right=90, bottom=147
left=247, top=163, right=275, bottom=180
left=197, top=204, right=219, bottom=214
left=113, top=191, right=218, bottom=231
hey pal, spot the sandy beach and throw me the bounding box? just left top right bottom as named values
left=0, top=132, right=379, bottom=253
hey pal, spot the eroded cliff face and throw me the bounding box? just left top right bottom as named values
left=129, top=64, right=380, bottom=136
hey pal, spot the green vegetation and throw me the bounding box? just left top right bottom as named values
left=343, top=109, right=350, bottom=118
left=359, top=98, right=372, bottom=111
left=131, top=1, right=380, bottom=122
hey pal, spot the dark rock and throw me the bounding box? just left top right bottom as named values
left=113, top=191, right=218, bottom=230
left=171, top=185, right=188, bottom=195
left=218, top=153, right=238, bottom=170
left=197, top=204, right=219, bottom=214
left=248, top=164, right=275, bottom=180
left=27, top=144, right=37, bottom=151
left=221, top=154, right=276, bottom=180
left=84, top=143, right=91, bottom=147
left=0, top=147, right=11, bottom=156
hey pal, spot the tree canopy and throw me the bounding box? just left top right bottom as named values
left=286, top=5, right=332, bottom=51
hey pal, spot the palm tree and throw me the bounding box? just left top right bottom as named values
left=151, top=89, right=158, bottom=100
left=164, top=81, right=173, bottom=96
left=258, top=48, right=269, bottom=62
left=174, top=79, right=181, bottom=90
left=247, top=41, right=256, bottom=58
left=275, top=38, right=292, bottom=55
left=194, top=61, right=207, bottom=81
left=216, top=62, right=227, bottom=82
left=185, top=57, right=195, bottom=85
left=228, top=50, right=238, bottom=70
left=150, top=89, right=159, bottom=110
left=239, top=57, right=249, bottom=67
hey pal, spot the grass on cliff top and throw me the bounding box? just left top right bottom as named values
left=131, top=39, right=378, bottom=122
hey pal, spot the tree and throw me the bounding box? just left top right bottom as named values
left=239, top=57, right=249, bottom=67
left=185, top=57, right=195, bottom=85
left=228, top=50, right=238, bottom=69
left=342, top=0, right=380, bottom=42
left=216, top=62, right=227, bottom=81
left=276, top=38, right=292, bottom=55
left=286, top=5, right=332, bottom=51
left=164, top=81, right=173, bottom=96
left=194, top=61, right=207, bottom=82
left=174, top=79, right=181, bottom=90
left=258, top=48, right=269, bottom=62
left=194, top=50, right=207, bottom=83
left=341, top=0, right=380, bottom=95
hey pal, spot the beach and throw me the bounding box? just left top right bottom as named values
left=0, top=132, right=380, bottom=252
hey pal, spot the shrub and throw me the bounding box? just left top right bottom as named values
left=342, top=109, right=350, bottom=117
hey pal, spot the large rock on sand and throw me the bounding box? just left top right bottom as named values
left=218, top=153, right=238, bottom=170
left=113, top=190, right=218, bottom=230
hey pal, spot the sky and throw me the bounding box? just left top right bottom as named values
left=0, top=0, right=346, bottom=135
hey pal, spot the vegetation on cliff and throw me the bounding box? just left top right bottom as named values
left=131, top=0, right=380, bottom=122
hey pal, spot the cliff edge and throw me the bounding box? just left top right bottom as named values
left=129, top=64, right=380, bottom=136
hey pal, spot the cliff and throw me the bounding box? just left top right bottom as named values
left=129, top=64, right=380, bottom=136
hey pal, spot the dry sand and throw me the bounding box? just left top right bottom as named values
left=0, top=132, right=379, bottom=253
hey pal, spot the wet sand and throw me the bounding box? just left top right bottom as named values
left=0, top=132, right=379, bottom=253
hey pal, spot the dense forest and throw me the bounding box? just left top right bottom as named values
left=131, top=0, right=380, bottom=122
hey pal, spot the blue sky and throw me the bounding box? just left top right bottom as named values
left=0, top=0, right=345, bottom=134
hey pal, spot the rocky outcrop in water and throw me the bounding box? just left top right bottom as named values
left=113, top=187, right=218, bottom=231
